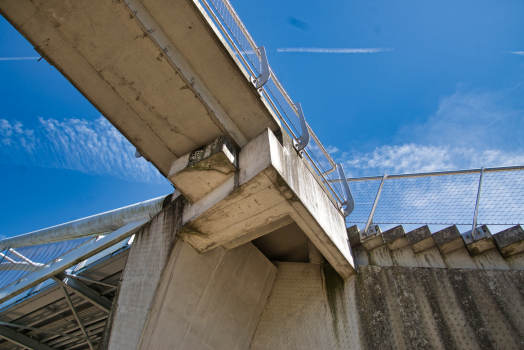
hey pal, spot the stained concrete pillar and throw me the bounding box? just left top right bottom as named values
left=103, top=196, right=276, bottom=350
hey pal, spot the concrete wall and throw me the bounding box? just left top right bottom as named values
left=105, top=196, right=186, bottom=350
left=356, top=266, right=524, bottom=350
left=250, top=262, right=524, bottom=350
left=250, top=262, right=361, bottom=350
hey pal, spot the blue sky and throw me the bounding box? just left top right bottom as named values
left=1, top=0, right=523, bottom=238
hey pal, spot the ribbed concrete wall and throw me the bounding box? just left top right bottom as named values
left=250, top=263, right=361, bottom=350
left=356, top=266, right=524, bottom=350
left=250, top=263, right=524, bottom=350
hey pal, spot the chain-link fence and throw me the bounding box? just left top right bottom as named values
left=199, top=0, right=348, bottom=209
left=342, top=166, right=524, bottom=230
left=0, top=237, right=95, bottom=292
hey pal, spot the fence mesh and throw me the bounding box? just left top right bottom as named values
left=207, top=0, right=261, bottom=75
left=477, top=169, right=524, bottom=225
left=345, top=168, right=524, bottom=226
left=0, top=237, right=95, bottom=292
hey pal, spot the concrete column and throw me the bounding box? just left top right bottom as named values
left=103, top=195, right=276, bottom=350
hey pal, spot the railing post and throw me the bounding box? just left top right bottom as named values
left=336, top=164, right=355, bottom=216
left=362, top=174, right=388, bottom=236
left=252, top=46, right=270, bottom=89
left=293, top=102, right=310, bottom=152
left=471, top=167, right=485, bottom=239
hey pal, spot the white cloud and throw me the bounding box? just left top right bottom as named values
left=277, top=48, right=393, bottom=54
left=509, top=51, right=524, bottom=55
left=336, top=88, right=524, bottom=177
left=341, top=143, right=524, bottom=176
left=0, top=117, right=166, bottom=183
left=396, top=89, right=524, bottom=150
left=0, top=57, right=40, bottom=61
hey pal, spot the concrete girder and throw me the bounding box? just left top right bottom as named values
left=0, top=325, right=54, bottom=350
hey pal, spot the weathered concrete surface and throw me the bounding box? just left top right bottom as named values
left=105, top=195, right=186, bottom=350
left=178, top=129, right=356, bottom=278
left=353, top=224, right=524, bottom=271
left=0, top=0, right=280, bottom=176
left=406, top=225, right=435, bottom=253
left=382, top=225, right=408, bottom=251
left=494, top=225, right=524, bottom=258
left=169, top=135, right=237, bottom=203
left=250, top=263, right=361, bottom=350
left=433, top=225, right=464, bottom=255
left=464, top=226, right=496, bottom=256
left=137, top=242, right=276, bottom=350
left=104, top=194, right=276, bottom=350
left=251, top=262, right=524, bottom=350
left=356, top=266, right=524, bottom=350
left=359, top=226, right=384, bottom=251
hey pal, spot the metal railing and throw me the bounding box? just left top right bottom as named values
left=199, top=0, right=351, bottom=214
left=334, top=165, right=524, bottom=239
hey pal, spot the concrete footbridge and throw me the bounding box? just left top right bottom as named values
left=1, top=0, right=524, bottom=349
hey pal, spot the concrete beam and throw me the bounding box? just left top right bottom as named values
left=433, top=225, right=464, bottom=255
left=0, top=325, right=53, bottom=350
left=405, top=225, right=435, bottom=253
left=382, top=225, right=408, bottom=251
left=463, top=225, right=496, bottom=256
left=169, top=135, right=237, bottom=203
left=359, top=226, right=384, bottom=251
left=177, top=129, right=356, bottom=279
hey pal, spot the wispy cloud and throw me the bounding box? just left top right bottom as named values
left=277, top=48, right=393, bottom=54
left=508, top=51, right=524, bottom=55
left=0, top=117, right=165, bottom=183
left=341, top=144, right=524, bottom=176
left=0, top=57, right=40, bottom=61
left=337, top=87, right=524, bottom=177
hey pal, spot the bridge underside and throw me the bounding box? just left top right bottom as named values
left=2, top=0, right=524, bottom=349
left=0, top=0, right=281, bottom=176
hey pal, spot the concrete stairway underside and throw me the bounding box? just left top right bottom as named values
left=349, top=224, right=524, bottom=271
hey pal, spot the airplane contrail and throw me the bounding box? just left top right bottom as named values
left=277, top=48, right=393, bottom=53
left=0, top=57, right=40, bottom=61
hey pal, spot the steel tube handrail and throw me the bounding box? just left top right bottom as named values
left=363, top=174, right=388, bottom=234
left=207, top=0, right=339, bottom=175
left=329, top=165, right=524, bottom=183
left=202, top=0, right=342, bottom=207
left=0, top=195, right=171, bottom=249
left=471, top=167, right=485, bottom=239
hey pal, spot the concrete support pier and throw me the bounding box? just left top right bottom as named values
left=101, top=128, right=356, bottom=349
